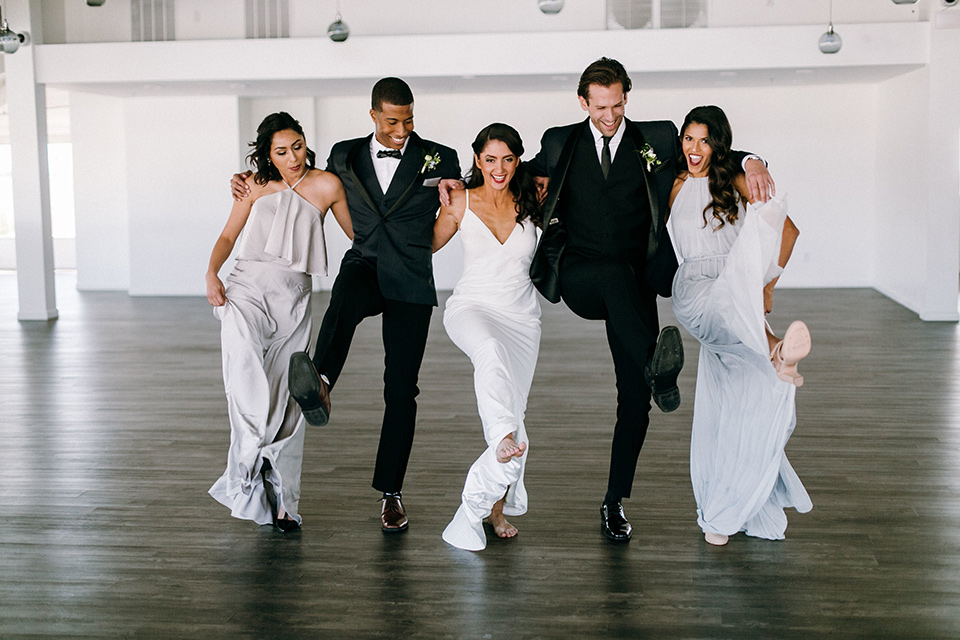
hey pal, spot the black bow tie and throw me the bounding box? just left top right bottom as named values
left=377, top=149, right=402, bottom=160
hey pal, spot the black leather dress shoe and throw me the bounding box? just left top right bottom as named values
left=381, top=495, right=409, bottom=533
left=644, top=326, right=684, bottom=413
left=601, top=502, right=633, bottom=542
left=288, top=352, right=331, bottom=426
left=261, top=463, right=300, bottom=534
left=273, top=516, right=301, bottom=534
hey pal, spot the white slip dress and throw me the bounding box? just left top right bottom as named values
left=441, top=190, right=541, bottom=551
left=668, top=177, right=812, bottom=540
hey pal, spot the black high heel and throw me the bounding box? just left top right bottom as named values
left=261, top=461, right=301, bottom=534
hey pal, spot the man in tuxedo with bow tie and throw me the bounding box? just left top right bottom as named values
left=526, top=58, right=773, bottom=542
left=233, top=77, right=460, bottom=532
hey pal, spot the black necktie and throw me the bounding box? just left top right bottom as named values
left=377, top=149, right=402, bottom=160
left=601, top=136, right=612, bottom=180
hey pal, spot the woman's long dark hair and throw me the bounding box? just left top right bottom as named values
left=679, top=106, right=742, bottom=229
left=246, top=112, right=316, bottom=186
left=464, top=123, right=542, bottom=228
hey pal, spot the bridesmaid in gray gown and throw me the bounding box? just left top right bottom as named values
left=667, top=106, right=812, bottom=546
left=205, top=112, right=352, bottom=532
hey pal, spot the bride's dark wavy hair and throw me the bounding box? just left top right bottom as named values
left=247, top=112, right=316, bottom=186
left=678, top=106, right=742, bottom=230
left=464, top=123, right=542, bottom=228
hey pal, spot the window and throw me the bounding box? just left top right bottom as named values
left=607, top=0, right=707, bottom=29
left=0, top=143, right=76, bottom=239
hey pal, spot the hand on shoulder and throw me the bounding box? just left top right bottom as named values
left=442, top=185, right=467, bottom=223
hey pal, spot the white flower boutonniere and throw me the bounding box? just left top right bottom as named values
left=420, top=149, right=441, bottom=174
left=638, top=143, right=663, bottom=172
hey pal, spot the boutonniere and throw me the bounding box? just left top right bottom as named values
left=637, top=143, right=663, bottom=172
left=420, top=148, right=441, bottom=174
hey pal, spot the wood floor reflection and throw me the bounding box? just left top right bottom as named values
left=2, top=273, right=959, bottom=639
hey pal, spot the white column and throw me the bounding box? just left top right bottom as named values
left=922, top=16, right=960, bottom=321
left=7, top=0, right=57, bottom=320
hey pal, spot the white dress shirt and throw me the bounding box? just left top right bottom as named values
left=588, top=119, right=627, bottom=165
left=370, top=136, right=410, bottom=193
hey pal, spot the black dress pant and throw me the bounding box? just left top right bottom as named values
left=560, top=253, right=660, bottom=499
left=311, top=258, right=433, bottom=494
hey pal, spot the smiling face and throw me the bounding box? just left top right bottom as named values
left=269, top=129, right=308, bottom=181
left=370, top=102, right=414, bottom=150
left=681, top=122, right=713, bottom=177
left=579, top=83, right=627, bottom=137
left=474, top=139, right=518, bottom=191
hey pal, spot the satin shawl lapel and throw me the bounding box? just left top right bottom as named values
left=623, top=120, right=663, bottom=258
left=624, top=120, right=662, bottom=230
left=383, top=133, right=425, bottom=217
left=543, top=119, right=589, bottom=224
left=345, top=136, right=382, bottom=215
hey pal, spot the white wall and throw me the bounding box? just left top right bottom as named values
left=876, top=68, right=930, bottom=314
left=922, top=21, right=960, bottom=320
left=176, top=0, right=246, bottom=40
left=124, top=95, right=239, bottom=296
left=873, top=19, right=960, bottom=322
left=708, top=0, right=924, bottom=27
left=25, top=4, right=960, bottom=318
left=630, top=83, right=878, bottom=289
left=88, top=79, right=880, bottom=295
left=71, top=92, right=130, bottom=290
left=46, top=0, right=926, bottom=43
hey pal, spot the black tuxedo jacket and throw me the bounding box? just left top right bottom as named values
left=326, top=132, right=460, bottom=307
left=528, top=117, right=681, bottom=300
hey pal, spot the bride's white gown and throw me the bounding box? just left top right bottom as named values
left=441, top=191, right=541, bottom=551
left=668, top=177, right=811, bottom=540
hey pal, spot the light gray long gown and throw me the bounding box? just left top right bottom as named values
left=668, top=177, right=811, bottom=540
left=209, top=175, right=327, bottom=526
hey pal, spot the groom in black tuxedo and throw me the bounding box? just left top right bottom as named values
left=285, top=78, right=460, bottom=532
left=527, top=58, right=772, bottom=542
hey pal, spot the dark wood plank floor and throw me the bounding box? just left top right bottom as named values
left=2, top=273, right=959, bottom=639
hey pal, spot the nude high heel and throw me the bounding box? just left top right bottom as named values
left=704, top=532, right=729, bottom=546
left=770, top=320, right=811, bottom=387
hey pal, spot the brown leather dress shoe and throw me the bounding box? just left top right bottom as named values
left=601, top=502, right=633, bottom=542
left=288, top=352, right=331, bottom=426
left=380, top=495, right=409, bottom=533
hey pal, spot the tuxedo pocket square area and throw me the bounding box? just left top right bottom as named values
left=422, top=177, right=441, bottom=188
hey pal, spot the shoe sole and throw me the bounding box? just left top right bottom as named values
left=647, top=326, right=684, bottom=413
left=381, top=523, right=409, bottom=533
left=780, top=321, right=811, bottom=364
left=288, top=352, right=329, bottom=426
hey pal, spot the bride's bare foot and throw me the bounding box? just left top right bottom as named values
left=495, top=434, right=527, bottom=463
left=486, top=498, right=518, bottom=538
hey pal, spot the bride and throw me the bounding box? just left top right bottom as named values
left=433, top=123, right=542, bottom=551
